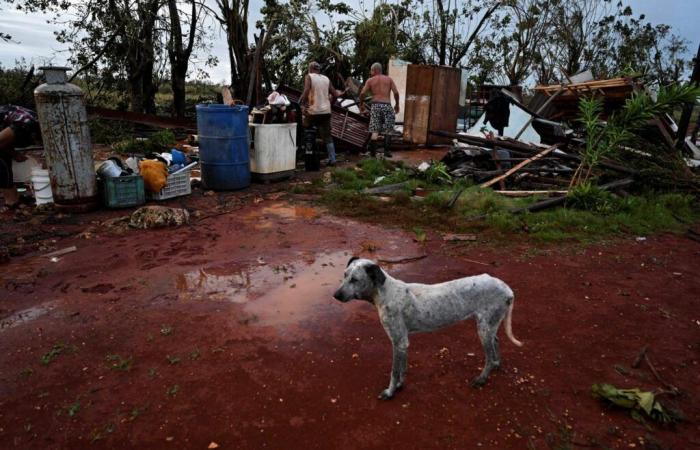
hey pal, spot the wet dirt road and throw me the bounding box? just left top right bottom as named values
left=1, top=199, right=699, bottom=449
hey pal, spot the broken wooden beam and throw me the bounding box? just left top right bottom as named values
left=480, top=144, right=560, bottom=188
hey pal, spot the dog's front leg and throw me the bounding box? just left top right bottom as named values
left=379, top=315, right=408, bottom=400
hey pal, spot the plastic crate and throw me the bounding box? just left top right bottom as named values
left=149, top=167, right=192, bottom=201
left=101, top=175, right=145, bottom=208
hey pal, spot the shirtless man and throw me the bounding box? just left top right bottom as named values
left=359, top=62, right=399, bottom=158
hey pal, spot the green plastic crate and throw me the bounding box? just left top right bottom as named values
left=101, top=175, right=145, bottom=208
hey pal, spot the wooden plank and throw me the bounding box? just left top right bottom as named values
left=427, top=66, right=461, bottom=145
left=403, top=65, right=434, bottom=144
left=480, top=144, right=559, bottom=188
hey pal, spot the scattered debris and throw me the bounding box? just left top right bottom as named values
left=632, top=346, right=680, bottom=395
left=377, top=254, right=427, bottom=264
left=362, top=182, right=410, bottom=196
left=591, top=383, right=682, bottom=424
left=442, top=233, right=477, bottom=242
left=43, top=246, right=77, bottom=258
left=129, top=206, right=190, bottom=229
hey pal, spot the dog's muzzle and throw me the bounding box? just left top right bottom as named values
left=333, top=289, right=349, bottom=302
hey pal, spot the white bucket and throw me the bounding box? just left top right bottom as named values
left=30, top=168, right=54, bottom=205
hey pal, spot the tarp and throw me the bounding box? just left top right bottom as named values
left=466, top=102, right=541, bottom=144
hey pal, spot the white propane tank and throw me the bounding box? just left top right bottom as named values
left=34, top=66, right=98, bottom=212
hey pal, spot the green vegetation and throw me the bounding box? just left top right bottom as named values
left=111, top=129, right=177, bottom=155
left=65, top=401, right=81, bottom=417
left=105, top=354, right=133, bottom=371
left=166, top=384, right=179, bottom=397
left=311, top=159, right=699, bottom=244
left=41, top=343, right=67, bottom=366
left=574, top=84, right=700, bottom=186
left=160, top=325, right=174, bottom=336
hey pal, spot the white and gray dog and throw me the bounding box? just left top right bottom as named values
left=333, top=257, right=523, bottom=400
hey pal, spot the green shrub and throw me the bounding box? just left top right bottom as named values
left=422, top=161, right=452, bottom=185
left=111, top=129, right=177, bottom=155
left=567, top=182, right=616, bottom=213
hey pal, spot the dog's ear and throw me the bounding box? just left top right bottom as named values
left=346, top=256, right=360, bottom=267
left=364, top=263, right=386, bottom=287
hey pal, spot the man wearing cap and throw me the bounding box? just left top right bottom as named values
left=300, top=62, right=344, bottom=166
left=359, top=62, right=399, bottom=158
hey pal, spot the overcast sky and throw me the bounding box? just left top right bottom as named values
left=0, top=0, right=698, bottom=85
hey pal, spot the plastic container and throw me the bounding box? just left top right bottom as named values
left=30, top=168, right=53, bottom=205
left=149, top=167, right=192, bottom=201
left=101, top=175, right=145, bottom=208
left=196, top=104, right=250, bottom=190
left=249, top=123, right=297, bottom=181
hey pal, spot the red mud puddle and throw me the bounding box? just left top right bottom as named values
left=174, top=250, right=348, bottom=327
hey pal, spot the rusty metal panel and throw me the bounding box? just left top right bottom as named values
left=277, top=85, right=369, bottom=152
left=427, top=66, right=461, bottom=145
left=403, top=65, right=434, bottom=144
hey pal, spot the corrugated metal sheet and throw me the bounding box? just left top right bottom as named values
left=277, top=85, right=369, bottom=152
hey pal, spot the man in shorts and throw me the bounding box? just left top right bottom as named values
left=0, top=105, right=39, bottom=206
left=359, top=62, right=400, bottom=158
left=300, top=61, right=345, bottom=166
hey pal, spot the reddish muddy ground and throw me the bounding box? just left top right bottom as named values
left=1, top=175, right=699, bottom=449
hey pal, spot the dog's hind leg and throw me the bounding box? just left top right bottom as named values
left=470, top=314, right=503, bottom=388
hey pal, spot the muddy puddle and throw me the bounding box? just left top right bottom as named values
left=243, top=203, right=319, bottom=229
left=0, top=301, right=56, bottom=332
left=175, top=250, right=351, bottom=327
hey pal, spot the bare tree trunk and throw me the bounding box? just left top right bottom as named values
left=124, top=0, right=160, bottom=113
left=216, top=0, right=250, bottom=98
left=167, top=0, right=199, bottom=118
left=435, top=0, right=447, bottom=65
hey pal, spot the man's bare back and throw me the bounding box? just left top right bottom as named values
left=360, top=72, right=399, bottom=115
left=366, top=74, right=395, bottom=103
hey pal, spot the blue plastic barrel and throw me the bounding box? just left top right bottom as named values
left=196, top=104, right=251, bottom=190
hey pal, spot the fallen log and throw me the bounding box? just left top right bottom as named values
left=494, top=190, right=568, bottom=197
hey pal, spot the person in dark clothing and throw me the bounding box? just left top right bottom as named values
left=484, top=90, right=511, bottom=136
left=0, top=105, right=40, bottom=205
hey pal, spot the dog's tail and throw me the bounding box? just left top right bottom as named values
left=505, top=300, right=523, bottom=347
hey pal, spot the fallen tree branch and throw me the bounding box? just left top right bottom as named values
left=377, top=254, right=427, bottom=264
